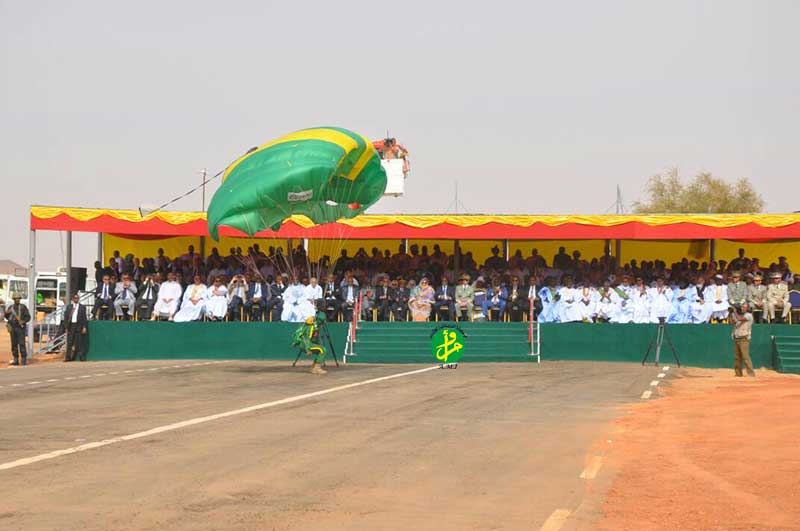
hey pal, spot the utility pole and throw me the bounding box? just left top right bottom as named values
left=446, top=180, right=469, bottom=215
left=201, top=168, right=208, bottom=211
left=200, top=168, right=208, bottom=257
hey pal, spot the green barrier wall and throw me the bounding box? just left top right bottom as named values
left=539, top=323, right=792, bottom=369
left=86, top=321, right=349, bottom=361
left=86, top=321, right=799, bottom=369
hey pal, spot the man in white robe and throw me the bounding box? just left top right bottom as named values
left=206, top=277, right=229, bottom=321
left=595, top=281, right=620, bottom=322
left=537, top=277, right=560, bottom=323
left=648, top=277, right=674, bottom=323
left=706, top=275, right=729, bottom=322
left=690, top=277, right=712, bottom=324
left=304, top=277, right=323, bottom=313
left=557, top=276, right=582, bottom=323
left=669, top=280, right=695, bottom=324
left=576, top=282, right=596, bottom=322
left=174, top=275, right=208, bottom=322
left=152, top=271, right=183, bottom=321
left=282, top=277, right=315, bottom=322
left=631, top=279, right=651, bottom=324
left=610, top=276, right=634, bottom=323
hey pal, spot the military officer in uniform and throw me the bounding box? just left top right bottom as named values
left=727, top=271, right=747, bottom=308
left=4, top=293, right=30, bottom=366
left=766, top=271, right=791, bottom=323
left=455, top=274, right=475, bottom=321
left=747, top=273, right=767, bottom=323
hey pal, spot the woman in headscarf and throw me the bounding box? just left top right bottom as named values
left=408, top=277, right=435, bottom=321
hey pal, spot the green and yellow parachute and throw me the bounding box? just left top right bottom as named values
left=207, top=127, right=387, bottom=240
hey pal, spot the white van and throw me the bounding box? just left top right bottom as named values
left=0, top=271, right=72, bottom=326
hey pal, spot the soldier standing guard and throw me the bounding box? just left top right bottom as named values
left=766, top=272, right=791, bottom=323
left=4, top=293, right=31, bottom=366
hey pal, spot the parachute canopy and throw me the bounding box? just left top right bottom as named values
left=207, top=127, right=387, bottom=240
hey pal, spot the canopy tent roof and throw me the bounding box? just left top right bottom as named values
left=29, top=206, right=800, bottom=241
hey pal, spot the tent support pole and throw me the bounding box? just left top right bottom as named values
left=65, top=231, right=72, bottom=299
left=27, top=229, right=36, bottom=355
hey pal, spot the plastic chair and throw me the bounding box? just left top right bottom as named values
left=788, top=291, right=800, bottom=325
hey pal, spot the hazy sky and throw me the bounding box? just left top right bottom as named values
left=2, top=0, right=798, bottom=270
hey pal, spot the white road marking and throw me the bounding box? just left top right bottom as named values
left=657, top=373, right=666, bottom=378
left=27, top=382, right=42, bottom=385
left=11, top=384, right=22, bottom=387
left=64, top=377, right=76, bottom=380
left=123, top=370, right=134, bottom=374
left=93, top=374, right=107, bottom=377
left=641, top=390, right=652, bottom=399
left=579, top=456, right=604, bottom=479
left=540, top=508, right=571, bottom=531
left=46, top=379, right=60, bottom=383
left=650, top=380, right=659, bottom=386
left=79, top=375, right=92, bottom=379
left=0, top=366, right=439, bottom=472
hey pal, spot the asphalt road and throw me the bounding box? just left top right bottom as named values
left=0, top=360, right=663, bottom=530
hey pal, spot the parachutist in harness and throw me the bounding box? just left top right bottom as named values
left=291, top=313, right=339, bottom=374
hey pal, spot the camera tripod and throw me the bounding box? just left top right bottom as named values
left=641, top=319, right=681, bottom=367
left=292, top=318, right=340, bottom=368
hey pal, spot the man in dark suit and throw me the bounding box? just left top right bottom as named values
left=506, top=275, right=529, bottom=322
left=374, top=276, right=395, bottom=321
left=434, top=276, right=456, bottom=321
left=60, top=293, right=89, bottom=362
left=322, top=274, right=341, bottom=322
left=267, top=275, right=286, bottom=322
left=391, top=278, right=410, bottom=322
left=227, top=274, right=248, bottom=321
left=338, top=276, right=360, bottom=322
left=94, top=274, right=115, bottom=320
left=135, top=274, right=159, bottom=320
left=244, top=274, right=270, bottom=321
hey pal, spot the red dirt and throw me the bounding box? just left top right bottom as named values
left=595, top=368, right=800, bottom=531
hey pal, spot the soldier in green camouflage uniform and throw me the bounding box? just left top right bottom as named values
left=291, top=316, right=327, bottom=374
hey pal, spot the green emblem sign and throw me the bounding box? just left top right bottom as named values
left=431, top=327, right=466, bottom=364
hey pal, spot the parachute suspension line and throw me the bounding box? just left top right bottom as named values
left=142, top=168, right=226, bottom=219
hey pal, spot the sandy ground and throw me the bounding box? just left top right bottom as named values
left=0, top=329, right=62, bottom=367
left=2, top=353, right=797, bottom=530
left=0, top=360, right=660, bottom=530
left=0, top=331, right=10, bottom=363
left=593, top=368, right=800, bottom=531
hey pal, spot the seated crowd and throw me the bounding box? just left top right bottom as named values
left=91, top=244, right=798, bottom=324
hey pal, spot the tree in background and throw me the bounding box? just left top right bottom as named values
left=632, top=169, right=765, bottom=214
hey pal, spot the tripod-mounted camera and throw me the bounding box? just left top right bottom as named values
left=641, top=317, right=681, bottom=367
left=292, top=313, right=340, bottom=368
